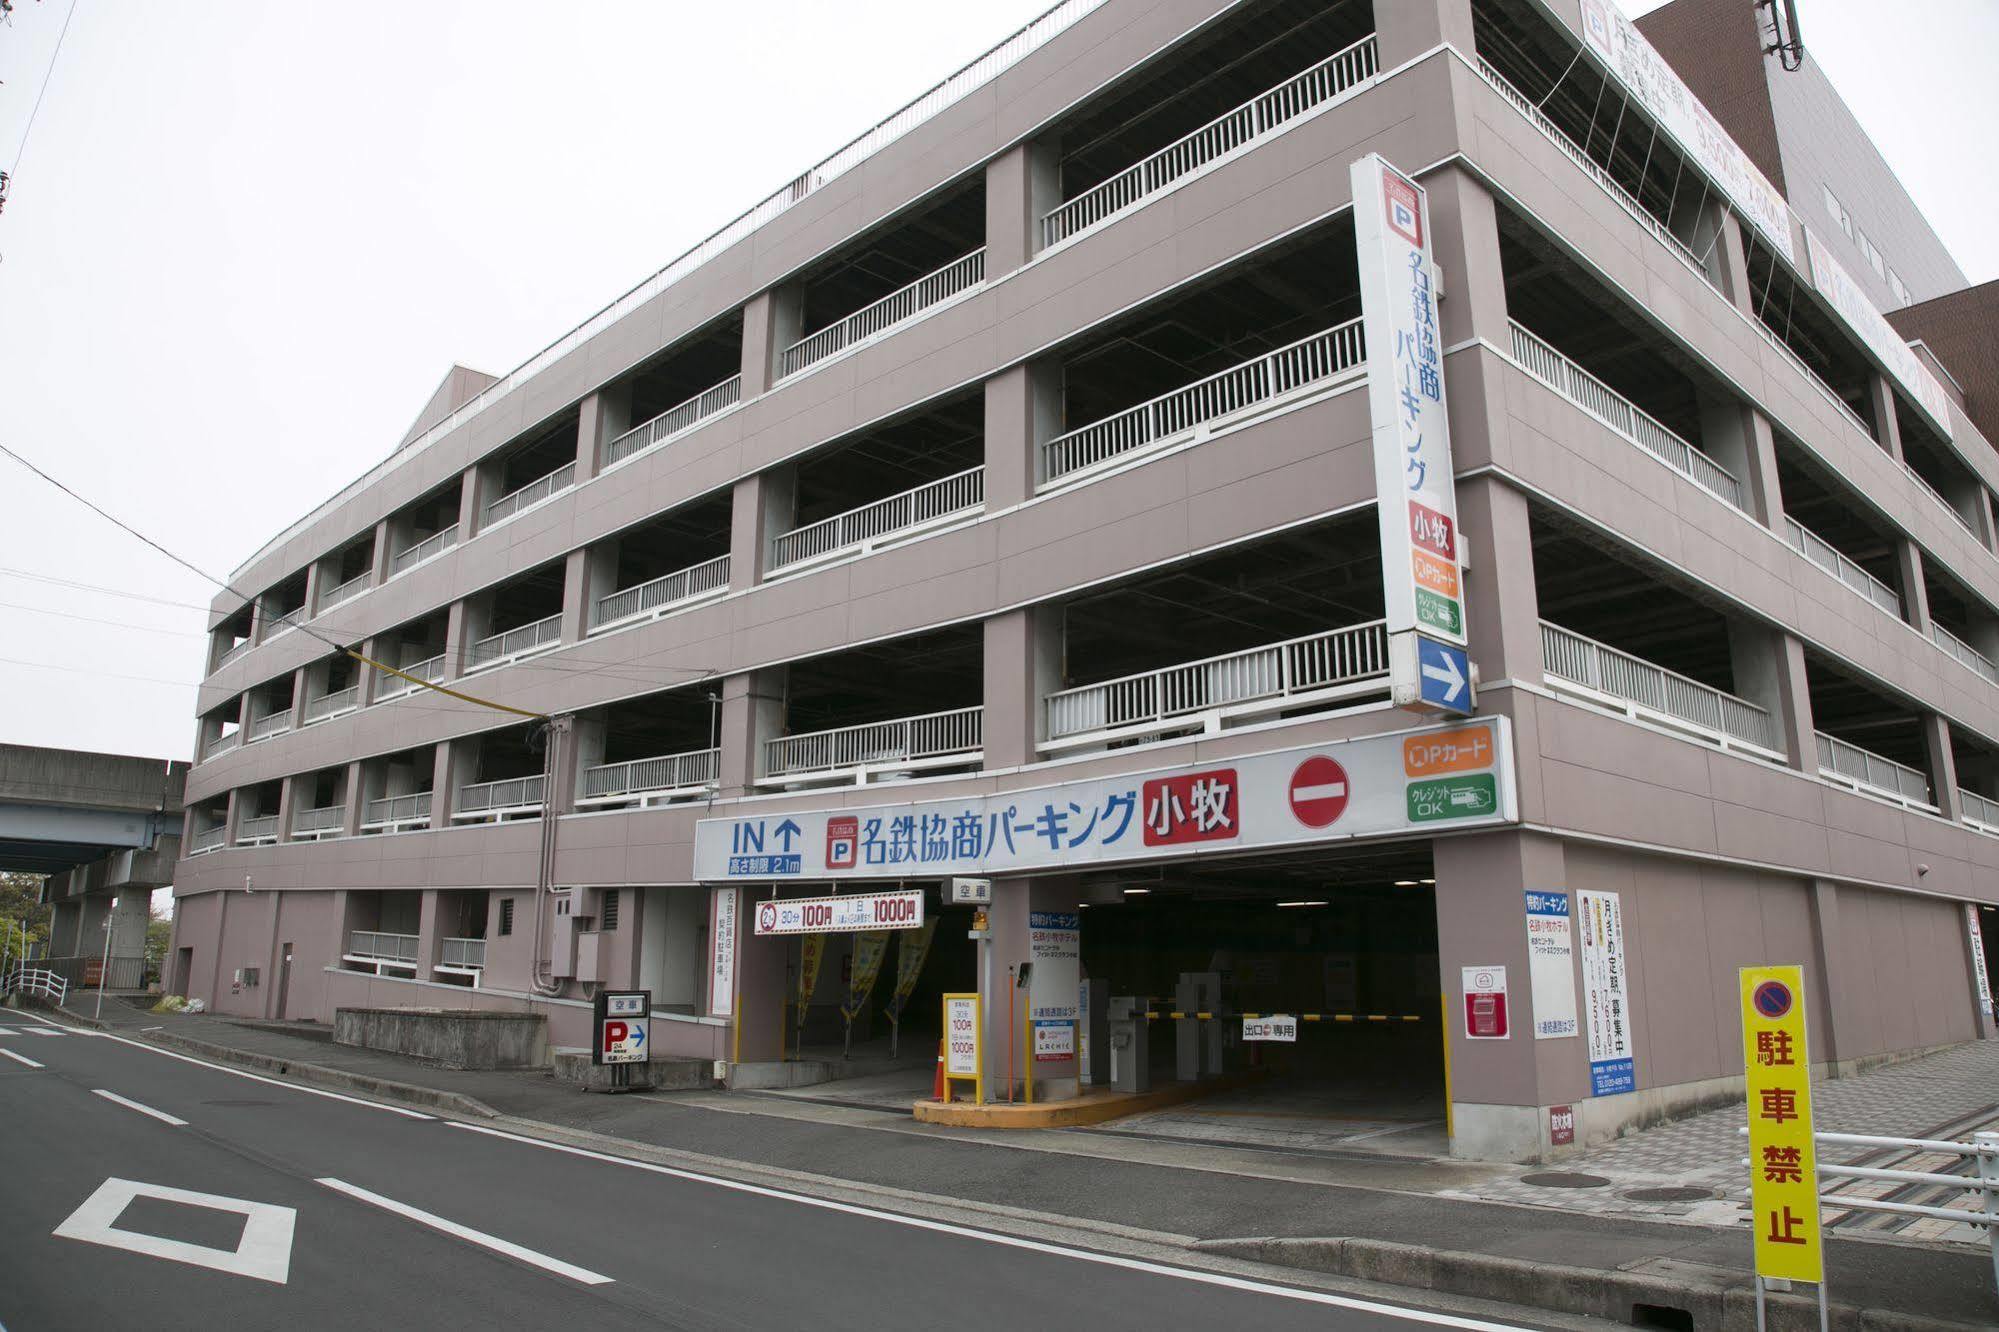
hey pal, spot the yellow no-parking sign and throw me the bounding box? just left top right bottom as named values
left=1740, top=965, right=1822, bottom=1283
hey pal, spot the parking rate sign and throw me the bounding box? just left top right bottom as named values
left=1740, top=966, right=1822, bottom=1283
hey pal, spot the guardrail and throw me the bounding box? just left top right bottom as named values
left=582, top=747, right=719, bottom=801
left=236, top=814, right=281, bottom=844
left=439, top=937, right=486, bottom=970
left=1541, top=621, right=1781, bottom=754
left=1934, top=624, right=1999, bottom=686
left=1961, top=787, right=1999, bottom=834
left=605, top=377, right=743, bottom=469
left=1903, top=461, right=1981, bottom=538
left=390, top=524, right=460, bottom=577
left=770, top=467, right=984, bottom=570
left=1044, top=320, right=1365, bottom=483
left=484, top=461, right=576, bottom=528
left=317, top=570, right=372, bottom=614
left=456, top=774, right=546, bottom=816
left=245, top=709, right=293, bottom=743
left=190, top=825, right=228, bottom=854
left=261, top=608, right=304, bottom=642
left=362, top=791, right=432, bottom=829
left=1509, top=322, right=1745, bottom=511
left=1816, top=731, right=1935, bottom=809
left=374, top=652, right=447, bottom=702
left=292, top=804, right=346, bottom=837
left=348, top=931, right=420, bottom=965
left=216, top=639, right=251, bottom=669
left=468, top=612, right=562, bottom=669
left=765, top=707, right=982, bottom=782
left=1782, top=516, right=1902, bottom=618
left=204, top=730, right=241, bottom=760
left=1046, top=622, right=1389, bottom=743
left=779, top=249, right=986, bottom=378
left=1746, top=317, right=1877, bottom=441
left=3, top=966, right=67, bottom=1004
left=1042, top=35, right=1379, bottom=246
left=592, top=554, right=731, bottom=630
left=304, top=686, right=360, bottom=724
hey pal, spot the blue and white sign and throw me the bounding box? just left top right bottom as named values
left=1578, top=890, right=1635, bottom=1096
left=1415, top=636, right=1474, bottom=715
left=1524, top=890, right=1578, bottom=1041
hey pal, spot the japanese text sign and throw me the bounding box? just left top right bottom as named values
left=1740, top=965, right=1822, bottom=1283
left=753, top=890, right=925, bottom=935
left=1804, top=228, right=1955, bottom=440
left=1578, top=890, right=1634, bottom=1095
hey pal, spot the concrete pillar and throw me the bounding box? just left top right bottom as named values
left=341, top=759, right=367, bottom=837
left=982, top=875, right=1082, bottom=1103
left=728, top=466, right=797, bottom=585
left=300, top=561, right=323, bottom=622
left=456, top=462, right=486, bottom=540
left=415, top=889, right=443, bottom=986
left=559, top=547, right=591, bottom=645
left=442, top=599, right=472, bottom=678
left=575, top=385, right=631, bottom=484
left=571, top=715, right=608, bottom=805
left=981, top=606, right=1064, bottom=770
left=1867, top=374, right=1903, bottom=459
left=716, top=667, right=787, bottom=796
left=984, top=135, right=1061, bottom=274
left=430, top=740, right=462, bottom=830
left=1425, top=166, right=1512, bottom=477
left=740, top=287, right=805, bottom=398
left=730, top=892, right=787, bottom=1064
left=1806, top=880, right=1858, bottom=1068
left=355, top=635, right=383, bottom=707
left=1432, top=830, right=1576, bottom=1161
left=224, top=788, right=244, bottom=845
left=1895, top=541, right=1931, bottom=634
left=983, top=359, right=1062, bottom=510
left=110, top=888, right=151, bottom=965
left=1922, top=713, right=1961, bottom=821
left=1697, top=392, right=1783, bottom=526
left=1453, top=476, right=1541, bottom=685
left=583, top=538, right=621, bottom=627
left=1373, top=0, right=1473, bottom=66
left=1697, top=209, right=1754, bottom=311
left=1728, top=625, right=1816, bottom=770
left=275, top=775, right=300, bottom=844
left=371, top=518, right=395, bottom=585
left=47, top=899, right=81, bottom=958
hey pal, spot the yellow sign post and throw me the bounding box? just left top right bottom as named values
left=941, top=992, right=982, bottom=1104
left=1740, top=965, right=1825, bottom=1325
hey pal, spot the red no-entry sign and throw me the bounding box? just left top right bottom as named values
left=1288, top=756, right=1351, bottom=829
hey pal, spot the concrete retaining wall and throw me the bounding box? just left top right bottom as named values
left=333, top=1006, right=549, bottom=1069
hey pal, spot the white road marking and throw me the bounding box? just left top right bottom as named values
left=92, top=1089, right=189, bottom=1126
left=316, top=1178, right=613, bottom=1286
left=444, top=1124, right=1532, bottom=1330
left=53, top=1177, right=295, bottom=1284
left=0, top=1027, right=16, bottom=1037
left=0, top=1047, right=45, bottom=1069
left=22, top=1027, right=62, bottom=1036
left=7, top=1011, right=431, bottom=1119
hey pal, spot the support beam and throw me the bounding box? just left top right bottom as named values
left=1728, top=625, right=1815, bottom=771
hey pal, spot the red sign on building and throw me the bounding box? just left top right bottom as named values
left=1408, top=499, right=1456, bottom=560
left=1287, top=756, right=1351, bottom=829
left=1141, top=769, right=1239, bottom=846
left=826, top=815, right=858, bottom=870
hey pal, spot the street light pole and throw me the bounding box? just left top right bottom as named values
left=95, top=912, right=113, bottom=1020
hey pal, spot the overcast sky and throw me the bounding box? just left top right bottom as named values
left=1, top=0, right=1994, bottom=763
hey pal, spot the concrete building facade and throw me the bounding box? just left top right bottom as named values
left=171, top=0, right=1999, bottom=1161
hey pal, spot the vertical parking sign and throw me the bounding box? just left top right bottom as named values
left=1740, top=966, right=1822, bottom=1283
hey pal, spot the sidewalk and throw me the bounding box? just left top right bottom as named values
left=39, top=996, right=1999, bottom=1329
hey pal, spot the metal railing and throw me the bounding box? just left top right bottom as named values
left=1934, top=624, right=1999, bottom=686
left=3, top=967, right=66, bottom=1004
left=1541, top=621, right=1780, bottom=754
left=1816, top=731, right=1935, bottom=808
left=348, top=931, right=420, bottom=965
left=456, top=774, right=546, bottom=816
left=1746, top=318, right=1876, bottom=440
left=1044, top=320, right=1366, bottom=482
left=1046, top=622, right=1390, bottom=743
left=582, top=747, right=719, bottom=801
left=236, top=814, right=281, bottom=844
left=292, top=804, right=346, bottom=837
left=1961, top=787, right=1999, bottom=833
left=261, top=607, right=304, bottom=641
left=1903, top=461, right=1981, bottom=538
left=304, top=686, right=360, bottom=724
left=765, top=707, right=983, bottom=781
left=439, top=938, right=486, bottom=970
left=189, top=825, right=228, bottom=854
left=484, top=461, right=576, bottom=528
left=468, top=613, right=562, bottom=669
left=245, top=709, right=294, bottom=743
left=592, top=554, right=731, bottom=629
left=216, top=639, right=251, bottom=669
left=1509, top=322, right=1745, bottom=511
left=390, top=524, right=460, bottom=577
left=317, top=570, right=372, bottom=613
left=779, top=249, right=986, bottom=378
left=605, top=377, right=743, bottom=468
left=362, top=791, right=432, bottom=829
left=231, top=0, right=1103, bottom=588
left=770, top=467, right=984, bottom=570
left=374, top=652, right=447, bottom=702
left=204, top=730, right=241, bottom=761
left=1043, top=36, right=1380, bottom=246
left=1782, top=516, right=1902, bottom=618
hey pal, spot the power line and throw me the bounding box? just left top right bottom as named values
left=7, top=0, right=80, bottom=175
left=0, top=566, right=215, bottom=612
left=0, top=598, right=202, bottom=637
left=0, top=654, right=197, bottom=689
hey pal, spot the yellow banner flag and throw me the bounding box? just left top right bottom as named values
left=1740, top=965, right=1823, bottom=1283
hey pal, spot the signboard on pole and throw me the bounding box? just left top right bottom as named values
left=1578, top=890, right=1634, bottom=1095
left=947, top=878, right=992, bottom=905
left=1461, top=966, right=1509, bottom=1039
left=1740, top=965, right=1823, bottom=1283
left=708, top=887, right=738, bottom=1019
left=594, top=990, right=651, bottom=1066
left=1353, top=153, right=1471, bottom=729
left=942, top=992, right=981, bottom=1102
left=1028, top=912, right=1080, bottom=1025
left=752, top=890, right=925, bottom=935
left=1967, top=905, right=1994, bottom=1018
left=1524, top=890, right=1579, bottom=1040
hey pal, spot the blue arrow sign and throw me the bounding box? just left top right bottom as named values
left=1416, top=635, right=1474, bottom=715
left=773, top=818, right=802, bottom=851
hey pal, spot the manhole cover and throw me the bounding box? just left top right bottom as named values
left=1520, top=1171, right=1612, bottom=1189
left=1622, top=1186, right=1714, bottom=1203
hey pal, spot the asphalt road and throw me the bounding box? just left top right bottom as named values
left=0, top=1009, right=1549, bottom=1331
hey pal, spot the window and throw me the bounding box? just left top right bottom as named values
left=1822, top=183, right=1851, bottom=237
left=1857, top=229, right=1884, bottom=278
left=601, top=890, right=620, bottom=931
left=498, top=898, right=514, bottom=936
left=1890, top=269, right=1911, bottom=306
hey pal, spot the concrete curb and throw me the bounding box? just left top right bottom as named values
left=1191, top=1237, right=1988, bottom=1332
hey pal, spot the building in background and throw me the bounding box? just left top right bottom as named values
left=170, top=0, right=1999, bottom=1162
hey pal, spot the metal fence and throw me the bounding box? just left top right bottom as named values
left=1541, top=621, right=1780, bottom=753
left=292, top=804, right=345, bottom=837
left=605, top=377, right=743, bottom=468
left=1783, top=516, right=1902, bottom=618
left=1815, top=731, right=1935, bottom=808
left=1044, top=320, right=1365, bottom=482
left=1903, top=461, right=1982, bottom=538
left=190, top=825, right=228, bottom=854
left=374, top=652, right=447, bottom=702
left=236, top=814, right=281, bottom=844
left=439, top=938, right=486, bottom=970
left=2, top=966, right=67, bottom=1003
left=780, top=249, right=986, bottom=378
left=317, top=571, right=372, bottom=613
left=468, top=613, right=562, bottom=669
left=484, top=461, right=577, bottom=528
left=389, top=524, right=460, bottom=577
left=348, top=932, right=420, bottom=965
left=362, top=791, right=432, bottom=829
left=216, top=639, right=251, bottom=669
left=1961, top=787, right=1999, bottom=833
left=592, top=555, right=731, bottom=629
left=770, top=467, right=984, bottom=570
left=582, top=747, right=719, bottom=800
left=245, top=709, right=294, bottom=742
left=1934, top=624, right=1999, bottom=686
left=1042, top=35, right=1379, bottom=245
left=204, top=730, right=241, bottom=761
left=456, top=774, right=546, bottom=816
left=766, top=707, right=983, bottom=781
left=304, top=686, right=360, bottom=724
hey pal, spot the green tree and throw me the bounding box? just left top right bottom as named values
left=146, top=906, right=174, bottom=968
left=1, top=871, right=51, bottom=956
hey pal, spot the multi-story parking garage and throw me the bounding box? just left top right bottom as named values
left=172, top=0, right=1999, bottom=1161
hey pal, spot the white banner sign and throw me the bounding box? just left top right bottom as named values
left=1243, top=1015, right=1298, bottom=1043
left=1354, top=153, right=1466, bottom=650
left=1029, top=912, right=1081, bottom=1022
left=1804, top=228, right=1955, bottom=439
left=708, top=887, right=738, bottom=1019
left=695, top=719, right=1514, bottom=881
left=1033, top=1019, right=1074, bottom=1062
left=945, top=995, right=979, bottom=1076
left=1578, top=890, right=1635, bottom=1095
left=1524, top=889, right=1579, bottom=1040
left=1577, top=0, right=1794, bottom=264
left=1968, top=905, right=1994, bottom=1018
left=751, top=890, right=925, bottom=936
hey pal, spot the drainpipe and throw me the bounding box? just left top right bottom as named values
left=528, top=715, right=573, bottom=996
